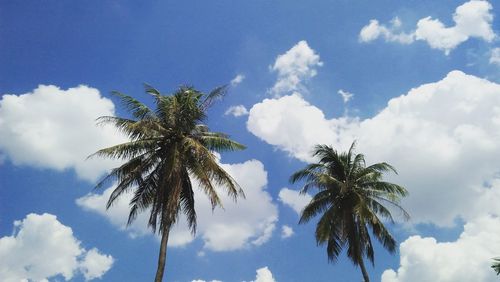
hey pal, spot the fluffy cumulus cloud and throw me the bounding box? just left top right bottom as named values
left=79, top=248, right=115, bottom=281
left=249, top=267, right=276, bottom=282
left=0, top=85, right=127, bottom=181
left=359, top=17, right=415, bottom=44
left=77, top=159, right=279, bottom=251
left=248, top=70, right=500, bottom=227
left=382, top=215, right=500, bottom=282
left=278, top=188, right=312, bottom=215
left=0, top=213, right=113, bottom=282
left=360, top=0, right=496, bottom=55
left=231, top=74, right=245, bottom=86
left=225, top=105, right=249, bottom=117
left=269, top=41, right=323, bottom=97
left=247, top=94, right=344, bottom=162
left=415, top=0, right=495, bottom=54
left=192, top=266, right=275, bottom=282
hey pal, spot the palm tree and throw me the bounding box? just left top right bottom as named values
left=290, top=142, right=409, bottom=282
left=492, top=258, right=500, bottom=275
left=91, top=85, right=245, bottom=282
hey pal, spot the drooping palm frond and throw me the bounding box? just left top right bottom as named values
left=111, top=91, right=154, bottom=119
left=290, top=141, right=409, bottom=282
left=493, top=258, right=500, bottom=275
left=201, top=85, right=228, bottom=110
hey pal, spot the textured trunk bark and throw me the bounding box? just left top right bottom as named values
left=359, top=257, right=370, bottom=282
left=154, top=224, right=171, bottom=282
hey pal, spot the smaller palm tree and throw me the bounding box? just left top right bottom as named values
left=492, top=258, right=500, bottom=275
left=290, top=142, right=409, bottom=282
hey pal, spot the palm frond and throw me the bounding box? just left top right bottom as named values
left=362, top=181, right=409, bottom=198
left=299, top=190, right=332, bottom=224
left=315, top=207, right=344, bottom=263
left=184, top=137, right=244, bottom=200
left=199, top=135, right=246, bottom=152
left=492, top=258, right=500, bottom=275
left=364, top=162, right=398, bottom=175
left=111, top=91, right=154, bottom=119
left=201, top=85, right=228, bottom=110
left=289, top=165, right=321, bottom=184
left=179, top=168, right=197, bottom=233
left=143, top=83, right=162, bottom=99
left=89, top=139, right=158, bottom=160
left=96, top=116, right=166, bottom=140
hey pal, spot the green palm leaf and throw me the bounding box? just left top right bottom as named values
left=493, top=258, right=500, bottom=275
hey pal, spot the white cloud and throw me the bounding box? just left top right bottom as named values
left=77, top=159, right=279, bottom=252
left=278, top=188, right=312, bottom=215
left=281, top=225, right=294, bottom=239
left=225, top=105, right=249, bottom=117
left=0, top=85, right=127, bottom=182
left=337, top=89, right=354, bottom=103
left=269, top=41, right=323, bottom=97
left=80, top=248, right=115, bottom=281
left=359, top=17, right=415, bottom=44
left=416, top=0, right=495, bottom=55
left=248, top=70, right=500, bottom=227
left=360, top=1, right=496, bottom=55
left=250, top=267, right=276, bottom=282
left=192, top=266, right=275, bottom=282
left=231, top=74, right=245, bottom=86
left=382, top=215, right=500, bottom=282
left=247, top=93, right=345, bottom=162
left=0, top=213, right=113, bottom=282
left=490, top=47, right=500, bottom=65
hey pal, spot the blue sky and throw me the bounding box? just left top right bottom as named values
left=1, top=0, right=500, bottom=281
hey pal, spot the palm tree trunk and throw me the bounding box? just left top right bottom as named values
left=154, top=224, right=171, bottom=282
left=359, top=257, right=370, bottom=282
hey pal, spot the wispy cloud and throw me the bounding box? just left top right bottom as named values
left=281, top=225, right=294, bottom=239
left=490, top=47, right=500, bottom=65
left=338, top=89, right=354, bottom=103
left=231, top=74, right=245, bottom=86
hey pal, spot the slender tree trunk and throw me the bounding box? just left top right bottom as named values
left=154, top=224, right=171, bottom=282
left=359, top=257, right=370, bottom=282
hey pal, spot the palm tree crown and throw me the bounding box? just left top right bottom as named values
left=91, top=85, right=245, bottom=281
left=290, top=142, right=409, bottom=282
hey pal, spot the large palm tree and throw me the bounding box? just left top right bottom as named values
left=91, top=85, right=245, bottom=282
left=290, top=142, right=409, bottom=282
